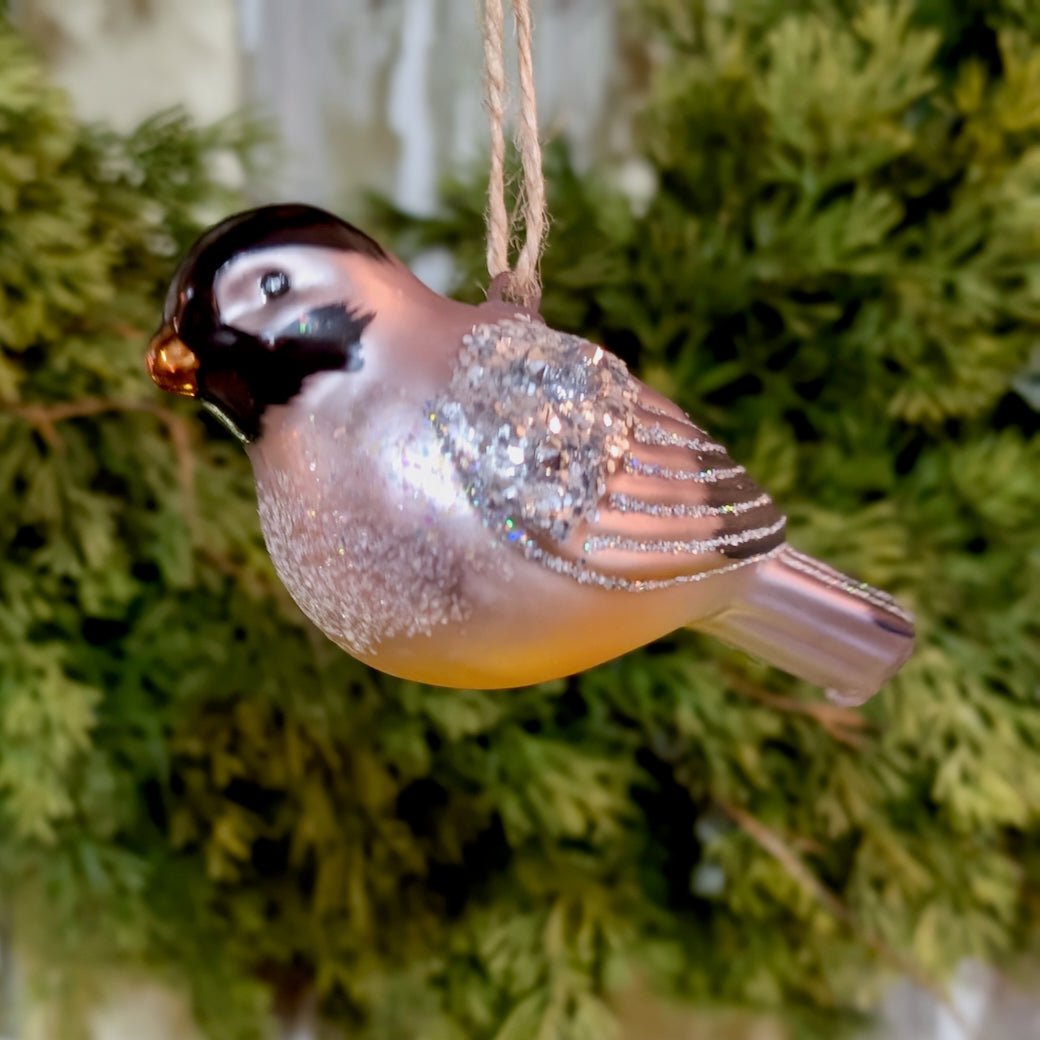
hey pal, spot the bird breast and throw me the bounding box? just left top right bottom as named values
left=244, top=315, right=786, bottom=687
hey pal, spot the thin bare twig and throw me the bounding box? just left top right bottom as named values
left=718, top=798, right=967, bottom=1031
left=722, top=667, right=871, bottom=748
left=2, top=397, right=198, bottom=531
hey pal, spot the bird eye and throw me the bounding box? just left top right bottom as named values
left=259, top=269, right=291, bottom=299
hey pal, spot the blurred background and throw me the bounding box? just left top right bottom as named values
left=1, top=1, right=1039, bottom=1039
left=12, top=0, right=636, bottom=246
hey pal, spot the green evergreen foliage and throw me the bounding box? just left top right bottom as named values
left=1, top=3, right=1038, bottom=1039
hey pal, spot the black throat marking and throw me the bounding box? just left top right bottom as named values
left=192, top=303, right=374, bottom=443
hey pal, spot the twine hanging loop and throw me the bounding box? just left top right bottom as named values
left=480, top=0, right=547, bottom=310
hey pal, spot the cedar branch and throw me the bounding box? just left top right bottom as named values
left=718, top=799, right=968, bottom=1032
left=2, top=397, right=198, bottom=531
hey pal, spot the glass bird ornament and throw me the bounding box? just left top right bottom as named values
left=147, top=205, right=914, bottom=703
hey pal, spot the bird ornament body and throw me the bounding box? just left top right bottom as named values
left=147, top=205, right=914, bottom=703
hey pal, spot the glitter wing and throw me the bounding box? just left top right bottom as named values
left=560, top=383, right=787, bottom=586
left=432, top=317, right=786, bottom=590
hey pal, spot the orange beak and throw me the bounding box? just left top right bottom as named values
left=147, top=326, right=199, bottom=397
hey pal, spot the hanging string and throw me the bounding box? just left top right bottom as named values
left=480, top=0, right=547, bottom=310
left=481, top=0, right=510, bottom=288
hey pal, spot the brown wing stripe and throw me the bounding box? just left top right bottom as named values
left=635, top=398, right=697, bottom=424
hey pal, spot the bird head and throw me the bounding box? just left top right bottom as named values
left=147, top=204, right=391, bottom=442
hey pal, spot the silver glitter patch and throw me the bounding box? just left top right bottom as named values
left=522, top=541, right=787, bottom=592
left=632, top=421, right=728, bottom=454
left=430, top=317, right=637, bottom=544
left=582, top=515, right=788, bottom=555
left=625, top=457, right=747, bottom=483
left=607, top=491, right=774, bottom=519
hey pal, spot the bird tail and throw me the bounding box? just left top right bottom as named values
left=697, top=546, right=915, bottom=705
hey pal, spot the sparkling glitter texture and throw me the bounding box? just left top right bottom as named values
left=431, top=318, right=637, bottom=544
left=251, top=399, right=478, bottom=657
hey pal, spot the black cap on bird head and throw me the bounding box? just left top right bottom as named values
left=147, top=203, right=388, bottom=442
